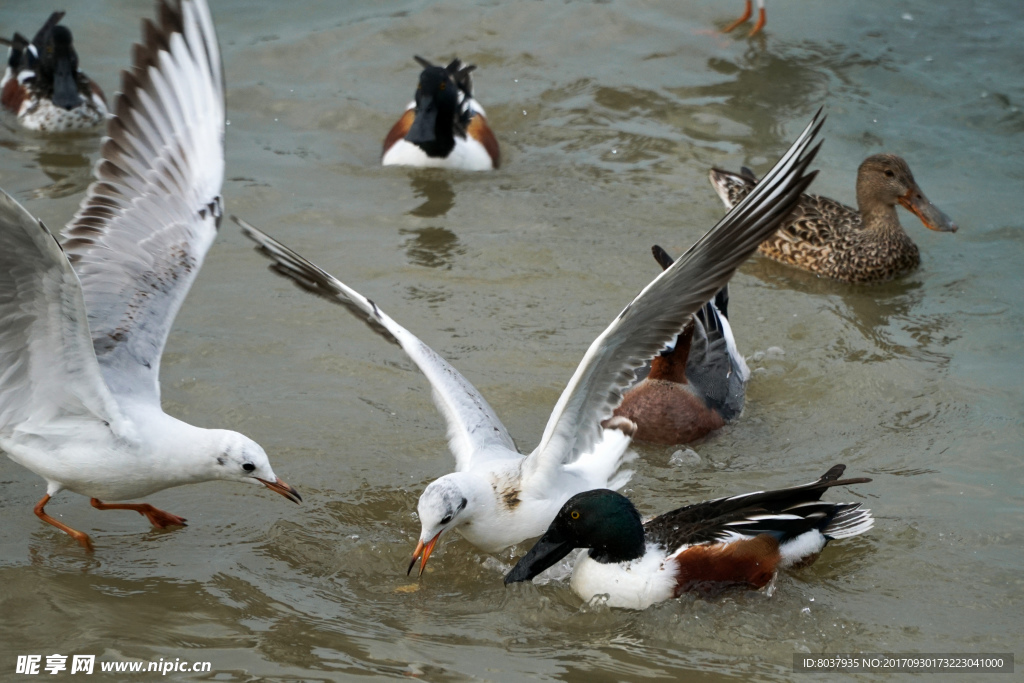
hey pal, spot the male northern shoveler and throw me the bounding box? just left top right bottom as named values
left=723, top=0, right=766, bottom=37
left=0, top=0, right=298, bottom=552
left=611, top=246, right=749, bottom=445
left=0, top=12, right=108, bottom=132
left=505, top=465, right=872, bottom=610
left=238, top=111, right=823, bottom=576
left=382, top=56, right=499, bottom=171
left=709, top=154, right=958, bottom=284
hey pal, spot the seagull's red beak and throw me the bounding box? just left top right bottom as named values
left=407, top=532, right=441, bottom=577
left=257, top=477, right=302, bottom=504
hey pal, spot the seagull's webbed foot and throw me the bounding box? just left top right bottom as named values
left=90, top=499, right=188, bottom=529
left=34, top=494, right=94, bottom=551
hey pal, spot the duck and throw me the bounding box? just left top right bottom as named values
left=382, top=56, right=499, bottom=171
left=0, top=0, right=298, bottom=552
left=237, top=109, right=823, bottom=576
left=722, top=0, right=766, bottom=37
left=505, top=464, right=872, bottom=609
left=0, top=11, right=108, bottom=132
left=709, top=154, right=958, bottom=284
left=611, top=245, right=749, bottom=444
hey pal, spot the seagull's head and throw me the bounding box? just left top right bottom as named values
left=214, top=431, right=301, bottom=504
left=407, top=473, right=471, bottom=577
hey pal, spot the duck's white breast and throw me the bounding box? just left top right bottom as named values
left=570, top=544, right=678, bottom=610
left=382, top=137, right=494, bottom=171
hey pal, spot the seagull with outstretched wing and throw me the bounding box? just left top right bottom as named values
left=0, top=0, right=298, bottom=552
left=237, top=110, right=824, bottom=576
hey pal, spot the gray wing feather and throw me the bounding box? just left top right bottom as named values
left=234, top=217, right=519, bottom=470
left=60, top=0, right=224, bottom=406
left=523, top=111, right=824, bottom=488
left=0, top=190, right=123, bottom=433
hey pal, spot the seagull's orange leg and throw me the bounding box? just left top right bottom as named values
left=90, top=498, right=188, bottom=529
left=34, top=494, right=94, bottom=551
left=749, top=5, right=766, bottom=36
left=722, top=0, right=753, bottom=33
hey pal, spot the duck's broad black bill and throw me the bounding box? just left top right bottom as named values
left=504, top=530, right=576, bottom=585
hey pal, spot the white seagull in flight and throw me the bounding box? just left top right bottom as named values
left=0, top=0, right=299, bottom=552
left=237, top=111, right=823, bottom=576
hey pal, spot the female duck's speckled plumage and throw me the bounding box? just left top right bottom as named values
left=710, top=154, right=958, bottom=284
left=506, top=465, right=873, bottom=610
left=1, top=12, right=107, bottom=132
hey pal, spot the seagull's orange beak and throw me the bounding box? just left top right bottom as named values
left=407, top=532, right=441, bottom=577
left=257, top=477, right=302, bottom=504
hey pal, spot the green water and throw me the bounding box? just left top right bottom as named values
left=1, top=0, right=1021, bottom=679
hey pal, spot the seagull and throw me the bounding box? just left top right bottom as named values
left=0, top=0, right=299, bottom=552
left=237, top=110, right=823, bottom=576
left=505, top=465, right=873, bottom=609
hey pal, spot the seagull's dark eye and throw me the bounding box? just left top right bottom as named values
left=884, top=170, right=895, bottom=178
left=242, top=463, right=256, bottom=473
left=440, top=514, right=453, bottom=525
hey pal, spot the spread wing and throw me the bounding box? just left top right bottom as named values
left=60, top=0, right=224, bottom=406
left=522, top=111, right=824, bottom=489
left=234, top=217, right=519, bottom=471
left=0, top=190, right=123, bottom=434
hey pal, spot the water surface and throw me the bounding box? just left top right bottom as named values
left=1, top=0, right=1022, bottom=679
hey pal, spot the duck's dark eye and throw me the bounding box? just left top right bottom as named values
left=571, top=510, right=580, bottom=520
left=440, top=514, right=453, bottom=525
left=439, top=82, right=446, bottom=91
left=242, top=463, right=256, bottom=473
left=884, top=169, right=895, bottom=178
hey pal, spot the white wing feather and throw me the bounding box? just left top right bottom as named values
left=522, top=112, right=823, bottom=489
left=0, top=190, right=123, bottom=434
left=60, top=0, right=224, bottom=407
left=234, top=217, right=519, bottom=470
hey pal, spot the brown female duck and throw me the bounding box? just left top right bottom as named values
left=709, top=154, right=958, bottom=283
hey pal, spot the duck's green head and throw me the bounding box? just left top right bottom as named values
left=504, top=489, right=645, bottom=585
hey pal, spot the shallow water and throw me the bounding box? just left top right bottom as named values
left=1, top=0, right=1022, bottom=679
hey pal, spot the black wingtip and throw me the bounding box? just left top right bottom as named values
left=651, top=245, right=675, bottom=271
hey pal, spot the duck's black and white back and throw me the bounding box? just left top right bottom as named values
left=0, top=11, right=107, bottom=132
left=381, top=56, right=500, bottom=171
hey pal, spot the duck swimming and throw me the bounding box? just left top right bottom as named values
left=382, top=56, right=499, bottom=171
left=506, top=465, right=872, bottom=609
left=1, top=11, right=107, bottom=132
left=611, top=246, right=749, bottom=445
left=709, top=154, right=958, bottom=283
